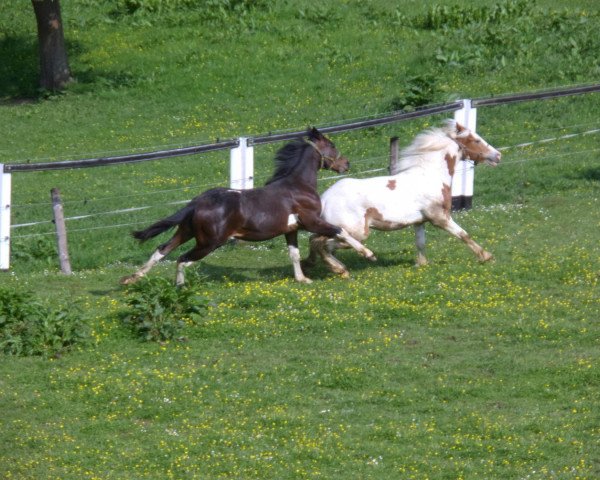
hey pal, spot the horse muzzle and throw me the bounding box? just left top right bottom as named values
left=485, top=151, right=502, bottom=167
left=330, top=156, right=350, bottom=173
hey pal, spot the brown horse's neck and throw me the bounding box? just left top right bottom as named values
left=302, top=149, right=321, bottom=189
left=279, top=145, right=320, bottom=189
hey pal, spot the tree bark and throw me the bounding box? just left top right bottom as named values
left=31, top=0, right=72, bottom=91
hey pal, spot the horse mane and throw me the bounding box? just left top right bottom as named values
left=395, top=120, right=459, bottom=171
left=265, top=139, right=312, bottom=185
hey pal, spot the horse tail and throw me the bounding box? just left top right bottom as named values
left=132, top=203, right=196, bottom=242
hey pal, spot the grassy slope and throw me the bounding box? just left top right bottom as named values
left=1, top=0, right=599, bottom=161
left=1, top=192, right=598, bottom=479
left=1, top=1, right=599, bottom=478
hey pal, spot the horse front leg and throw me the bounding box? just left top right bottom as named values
left=435, top=217, right=493, bottom=262
left=285, top=231, right=312, bottom=283
left=335, top=228, right=377, bottom=262
left=299, top=214, right=376, bottom=261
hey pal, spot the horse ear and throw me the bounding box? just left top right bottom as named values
left=309, top=127, right=323, bottom=141
left=455, top=122, right=467, bottom=133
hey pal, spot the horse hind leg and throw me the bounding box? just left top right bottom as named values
left=175, top=242, right=222, bottom=286
left=302, top=234, right=333, bottom=269
left=308, top=234, right=351, bottom=278
left=414, top=224, right=428, bottom=266
left=301, top=234, right=320, bottom=269
left=120, top=228, right=191, bottom=285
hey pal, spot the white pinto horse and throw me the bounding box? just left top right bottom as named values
left=305, top=120, right=501, bottom=277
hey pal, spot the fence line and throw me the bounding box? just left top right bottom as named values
left=471, top=84, right=600, bottom=108
left=10, top=127, right=598, bottom=235
left=3, top=139, right=240, bottom=173
left=498, top=128, right=600, bottom=150
left=3, top=84, right=600, bottom=269
left=4, top=84, right=600, bottom=175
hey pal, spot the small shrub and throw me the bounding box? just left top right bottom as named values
left=416, top=0, right=533, bottom=30
left=114, top=0, right=271, bottom=20
left=122, top=277, right=208, bottom=342
left=11, top=237, right=56, bottom=267
left=386, top=74, right=438, bottom=112
left=0, top=287, right=89, bottom=357
left=296, top=4, right=343, bottom=26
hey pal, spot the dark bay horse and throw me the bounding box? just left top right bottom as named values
left=120, top=128, right=374, bottom=285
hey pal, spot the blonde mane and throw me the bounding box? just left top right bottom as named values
left=395, top=120, right=459, bottom=172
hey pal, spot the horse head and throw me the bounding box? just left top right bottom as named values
left=452, top=122, right=502, bottom=166
left=307, top=127, right=350, bottom=173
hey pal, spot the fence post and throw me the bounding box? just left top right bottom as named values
left=388, top=136, right=400, bottom=174
left=452, top=99, right=477, bottom=210
left=51, top=188, right=72, bottom=275
left=0, top=164, right=11, bottom=270
left=229, top=137, right=254, bottom=190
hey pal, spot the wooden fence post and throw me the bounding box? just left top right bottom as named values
left=51, top=188, right=72, bottom=275
left=388, top=137, right=400, bottom=174
left=0, top=164, right=11, bottom=270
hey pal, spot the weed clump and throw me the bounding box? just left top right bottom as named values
left=0, top=286, right=89, bottom=357
left=122, top=277, right=208, bottom=342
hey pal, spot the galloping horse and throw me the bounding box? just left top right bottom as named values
left=120, top=128, right=374, bottom=285
left=304, top=120, right=501, bottom=277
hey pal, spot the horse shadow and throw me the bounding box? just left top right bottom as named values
left=301, top=248, right=416, bottom=281
left=113, top=242, right=415, bottom=288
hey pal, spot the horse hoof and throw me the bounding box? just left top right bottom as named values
left=120, top=275, right=139, bottom=285
left=297, top=277, right=313, bottom=284
left=480, top=252, right=494, bottom=262
left=367, top=254, right=377, bottom=262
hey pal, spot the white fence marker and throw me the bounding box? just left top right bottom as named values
left=452, top=99, right=477, bottom=210
left=0, top=164, right=12, bottom=270
left=229, top=137, right=254, bottom=190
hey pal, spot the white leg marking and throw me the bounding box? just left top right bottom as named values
left=135, top=250, right=165, bottom=276
left=120, top=249, right=166, bottom=284
left=288, top=245, right=311, bottom=283
left=176, top=261, right=194, bottom=286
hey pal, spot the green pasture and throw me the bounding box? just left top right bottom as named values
left=1, top=0, right=599, bottom=478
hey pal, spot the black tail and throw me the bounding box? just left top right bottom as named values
left=132, top=203, right=196, bottom=242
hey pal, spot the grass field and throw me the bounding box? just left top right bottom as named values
left=1, top=0, right=599, bottom=478
left=1, top=190, right=598, bottom=479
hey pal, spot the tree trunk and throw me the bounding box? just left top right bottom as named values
left=31, top=0, right=72, bottom=91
